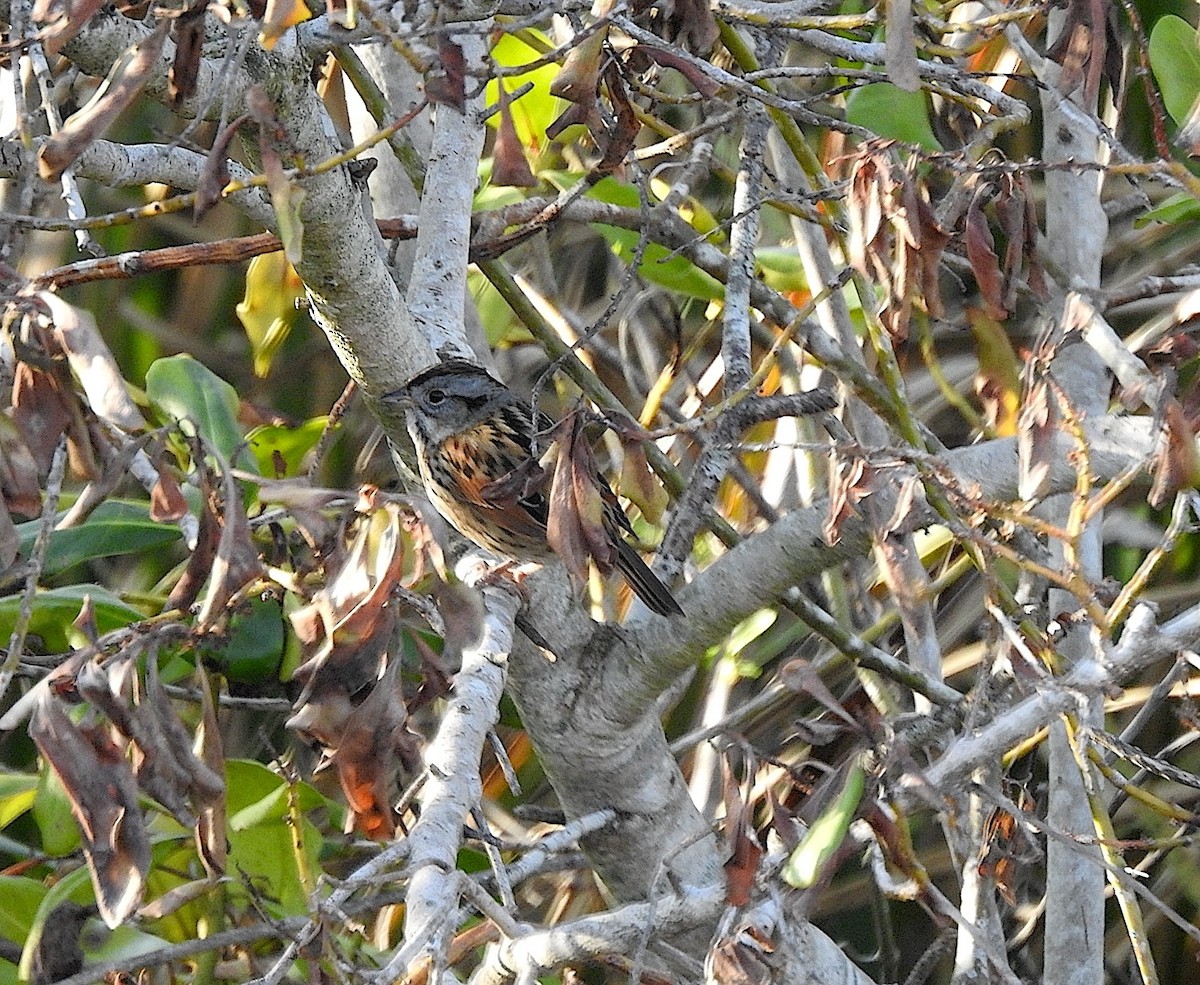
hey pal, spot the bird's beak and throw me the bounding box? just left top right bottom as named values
left=383, top=388, right=412, bottom=409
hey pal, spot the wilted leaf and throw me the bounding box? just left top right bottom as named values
left=330, top=659, right=420, bottom=839
left=969, top=308, right=1022, bottom=436
left=29, top=695, right=150, bottom=928
left=259, top=0, right=311, bottom=50
left=11, top=360, right=77, bottom=476
left=545, top=414, right=615, bottom=583
left=32, top=0, right=106, bottom=54
left=1150, top=399, right=1200, bottom=507
left=551, top=26, right=605, bottom=103
left=425, top=37, right=466, bottom=110
left=617, top=438, right=668, bottom=524
left=150, top=466, right=188, bottom=523
left=261, top=143, right=305, bottom=265
left=707, top=923, right=777, bottom=985
left=491, top=83, right=538, bottom=188
left=780, top=658, right=860, bottom=729
left=40, top=293, right=147, bottom=432
left=195, top=114, right=248, bottom=221
left=169, top=3, right=207, bottom=105
left=0, top=414, right=43, bottom=517
left=721, top=761, right=762, bottom=907
left=598, top=62, right=640, bottom=174
left=632, top=0, right=717, bottom=55
left=633, top=43, right=720, bottom=98
left=965, top=191, right=1006, bottom=319
left=236, top=252, right=306, bottom=378
left=38, top=21, right=170, bottom=181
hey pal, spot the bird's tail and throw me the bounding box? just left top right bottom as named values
left=615, top=541, right=683, bottom=617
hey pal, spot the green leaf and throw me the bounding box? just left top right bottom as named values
left=225, top=761, right=327, bottom=915
left=1135, top=191, right=1200, bottom=227
left=1150, top=15, right=1200, bottom=126
left=211, top=597, right=285, bottom=684
left=0, top=773, right=38, bottom=829
left=595, top=225, right=725, bottom=301
left=145, top=355, right=250, bottom=469
left=0, top=876, right=47, bottom=945
left=15, top=500, right=180, bottom=577
left=485, top=31, right=562, bottom=151
left=845, top=83, right=943, bottom=151
left=246, top=417, right=330, bottom=478
left=33, top=767, right=80, bottom=857
left=781, top=761, right=866, bottom=888
left=756, top=248, right=810, bottom=294
left=0, top=585, right=144, bottom=652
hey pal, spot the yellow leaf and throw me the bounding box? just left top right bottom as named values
left=237, top=252, right=305, bottom=378
left=259, top=0, right=312, bottom=50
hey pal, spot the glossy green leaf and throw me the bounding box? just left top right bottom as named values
left=1150, top=15, right=1200, bottom=126
left=846, top=83, right=942, bottom=151
left=0, top=585, right=144, bottom=652
left=0, top=773, right=38, bottom=829
left=15, top=500, right=180, bottom=577
left=145, top=355, right=250, bottom=469
left=781, top=761, right=866, bottom=888
left=246, top=417, right=330, bottom=478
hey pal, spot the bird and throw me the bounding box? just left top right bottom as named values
left=385, top=359, right=683, bottom=617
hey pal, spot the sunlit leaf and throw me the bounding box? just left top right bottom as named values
left=236, top=252, right=305, bottom=379
left=1149, top=15, right=1200, bottom=126
left=246, top=417, right=329, bottom=478
left=487, top=31, right=562, bottom=150
left=0, top=585, right=143, bottom=652
left=845, top=83, right=942, bottom=151
left=781, top=761, right=866, bottom=889
left=145, top=355, right=249, bottom=470
left=15, top=500, right=180, bottom=576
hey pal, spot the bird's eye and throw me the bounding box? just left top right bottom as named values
left=426, top=388, right=447, bottom=406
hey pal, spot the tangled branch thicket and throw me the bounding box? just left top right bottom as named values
left=2, top=0, right=1200, bottom=983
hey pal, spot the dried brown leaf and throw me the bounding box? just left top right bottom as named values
left=150, top=464, right=187, bottom=523
left=30, top=695, right=150, bottom=928
left=965, top=192, right=1006, bottom=319
left=633, top=43, right=720, bottom=97
left=1149, top=399, right=1200, bottom=508
left=169, top=3, right=206, bottom=105
left=11, top=360, right=75, bottom=475
left=195, top=115, right=248, bottom=221
left=721, top=761, right=762, bottom=907
left=0, top=413, right=43, bottom=517
left=550, top=27, right=605, bottom=103
left=41, top=293, right=147, bottom=431
left=39, top=21, right=170, bottom=181
left=598, top=62, right=641, bottom=174
left=331, top=660, right=419, bottom=839
left=32, top=0, right=105, bottom=54
left=491, top=84, right=537, bottom=188
left=425, top=37, right=466, bottom=110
